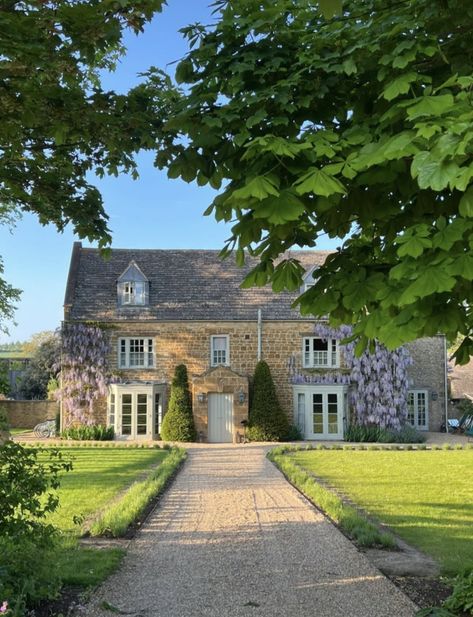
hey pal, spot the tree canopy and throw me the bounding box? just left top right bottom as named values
left=0, top=0, right=169, bottom=331
left=152, top=0, right=473, bottom=362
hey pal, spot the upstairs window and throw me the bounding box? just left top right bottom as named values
left=301, top=267, right=318, bottom=293
left=303, top=337, right=339, bottom=368
left=121, top=281, right=146, bottom=305
left=117, top=261, right=149, bottom=306
left=119, top=338, right=154, bottom=368
left=211, top=335, right=230, bottom=367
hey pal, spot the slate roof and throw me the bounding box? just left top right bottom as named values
left=65, top=243, right=331, bottom=322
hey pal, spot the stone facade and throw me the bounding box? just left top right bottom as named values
left=406, top=336, right=447, bottom=431
left=63, top=244, right=448, bottom=440
left=2, top=400, right=58, bottom=429
left=79, top=319, right=446, bottom=437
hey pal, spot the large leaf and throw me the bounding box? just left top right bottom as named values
left=459, top=186, right=473, bottom=217
left=407, top=94, right=454, bottom=120
left=382, top=72, right=418, bottom=101
left=253, top=192, right=306, bottom=224
left=232, top=176, right=280, bottom=201
left=294, top=168, right=346, bottom=197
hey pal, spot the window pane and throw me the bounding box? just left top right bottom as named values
left=313, top=338, right=328, bottom=351
left=121, top=394, right=132, bottom=435
left=417, top=392, right=427, bottom=428
left=154, top=393, right=161, bottom=435
left=331, top=340, right=338, bottom=366
left=212, top=336, right=228, bottom=365
left=304, top=339, right=311, bottom=367
left=328, top=393, right=338, bottom=434
left=312, top=393, right=324, bottom=434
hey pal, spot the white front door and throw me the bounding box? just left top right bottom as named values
left=293, top=385, right=348, bottom=440
left=208, top=393, right=233, bottom=443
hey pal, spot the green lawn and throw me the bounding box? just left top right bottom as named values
left=44, top=447, right=169, bottom=532
left=290, top=449, right=473, bottom=575
left=38, top=446, right=170, bottom=588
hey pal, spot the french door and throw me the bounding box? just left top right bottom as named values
left=407, top=390, right=429, bottom=430
left=293, top=385, right=348, bottom=440
left=108, top=384, right=165, bottom=439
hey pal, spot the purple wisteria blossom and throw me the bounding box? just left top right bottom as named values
left=291, top=322, right=412, bottom=430
left=58, top=323, right=114, bottom=425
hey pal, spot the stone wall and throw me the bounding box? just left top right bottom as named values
left=406, top=335, right=447, bottom=431
left=78, top=320, right=446, bottom=435
left=2, top=400, right=58, bottom=428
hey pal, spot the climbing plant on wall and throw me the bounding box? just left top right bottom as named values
left=59, top=323, right=113, bottom=426
left=291, top=323, right=412, bottom=430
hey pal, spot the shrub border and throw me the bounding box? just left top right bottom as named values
left=268, top=445, right=396, bottom=549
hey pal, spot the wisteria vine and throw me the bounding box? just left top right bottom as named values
left=58, top=323, right=113, bottom=425
left=290, top=323, right=412, bottom=430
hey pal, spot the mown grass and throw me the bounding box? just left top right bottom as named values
left=42, top=446, right=169, bottom=532
left=268, top=447, right=395, bottom=549
left=35, top=446, right=180, bottom=588
left=90, top=447, right=187, bottom=536
left=288, top=448, right=473, bottom=575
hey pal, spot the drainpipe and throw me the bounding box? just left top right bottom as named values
left=444, top=334, right=449, bottom=433
left=257, top=309, right=262, bottom=362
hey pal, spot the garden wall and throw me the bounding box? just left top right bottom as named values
left=1, top=400, right=58, bottom=428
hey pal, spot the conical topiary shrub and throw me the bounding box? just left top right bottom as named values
left=160, top=364, right=196, bottom=442
left=247, top=360, right=289, bottom=441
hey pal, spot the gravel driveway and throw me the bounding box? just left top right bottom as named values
left=84, top=444, right=416, bottom=617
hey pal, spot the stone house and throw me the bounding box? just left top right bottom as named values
left=62, top=242, right=447, bottom=442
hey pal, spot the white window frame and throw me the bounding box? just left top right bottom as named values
left=210, top=335, right=230, bottom=367
left=119, top=281, right=147, bottom=306
left=108, top=383, right=165, bottom=439
left=302, top=337, right=340, bottom=368
left=118, top=337, right=154, bottom=369
left=293, top=384, right=348, bottom=440
left=407, top=389, right=429, bottom=430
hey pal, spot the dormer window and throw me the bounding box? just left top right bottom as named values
left=117, top=260, right=149, bottom=307
left=302, top=267, right=318, bottom=293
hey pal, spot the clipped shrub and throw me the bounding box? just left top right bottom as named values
left=247, top=360, right=289, bottom=442
left=0, top=406, right=10, bottom=444
left=61, top=424, right=114, bottom=441
left=160, top=365, right=196, bottom=442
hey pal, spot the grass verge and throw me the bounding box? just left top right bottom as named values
left=90, top=447, right=187, bottom=537
left=287, top=447, right=473, bottom=575
left=268, top=446, right=395, bottom=549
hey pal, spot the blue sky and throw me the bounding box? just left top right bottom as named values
left=0, top=1, right=339, bottom=344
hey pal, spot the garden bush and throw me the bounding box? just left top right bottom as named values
left=0, top=441, right=71, bottom=614
left=0, top=536, right=62, bottom=614
left=61, top=424, right=114, bottom=441
left=160, top=364, right=196, bottom=441
left=247, top=360, right=289, bottom=441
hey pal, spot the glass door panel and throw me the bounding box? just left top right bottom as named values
left=312, top=393, right=324, bottom=434
left=154, top=393, right=161, bottom=436
left=327, top=393, right=338, bottom=434
left=136, top=393, right=148, bottom=435
left=121, top=394, right=132, bottom=436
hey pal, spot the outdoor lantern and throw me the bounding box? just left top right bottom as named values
left=238, top=390, right=246, bottom=405
left=197, top=392, right=206, bottom=404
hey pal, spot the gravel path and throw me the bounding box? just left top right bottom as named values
left=84, top=445, right=416, bottom=617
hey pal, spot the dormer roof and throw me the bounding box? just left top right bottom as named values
left=117, top=260, right=149, bottom=283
